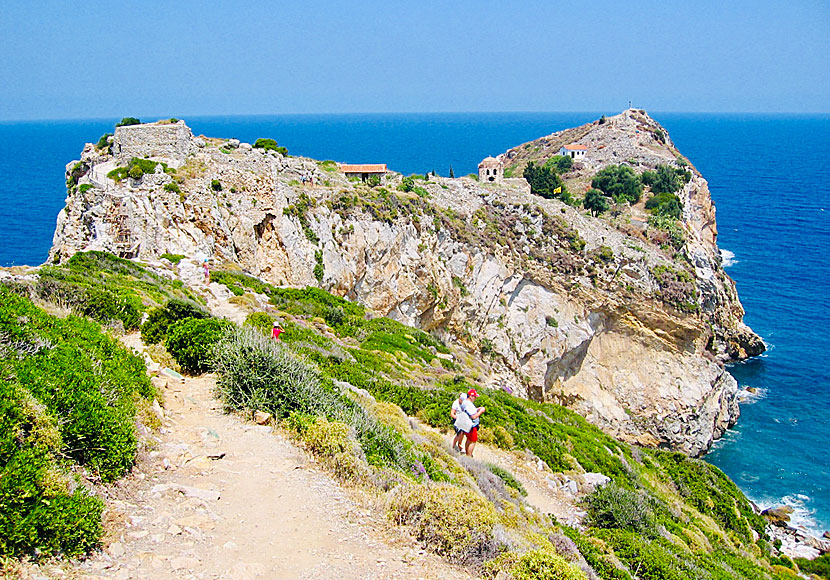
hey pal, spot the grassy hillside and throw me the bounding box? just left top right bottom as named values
left=0, top=254, right=816, bottom=579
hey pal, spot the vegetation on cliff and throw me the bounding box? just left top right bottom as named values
left=0, top=285, right=154, bottom=558
left=0, top=254, right=808, bottom=578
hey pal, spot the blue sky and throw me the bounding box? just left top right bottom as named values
left=1, top=1, right=827, bottom=120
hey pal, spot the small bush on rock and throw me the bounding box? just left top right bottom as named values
left=116, top=117, right=141, bottom=127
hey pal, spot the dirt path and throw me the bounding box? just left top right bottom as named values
left=37, top=333, right=474, bottom=580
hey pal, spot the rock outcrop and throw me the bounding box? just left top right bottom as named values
left=49, top=112, right=763, bottom=456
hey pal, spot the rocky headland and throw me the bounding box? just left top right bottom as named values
left=50, top=111, right=764, bottom=457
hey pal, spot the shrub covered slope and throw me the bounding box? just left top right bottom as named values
left=0, top=253, right=816, bottom=579
left=205, top=267, right=806, bottom=580
left=0, top=284, right=154, bottom=558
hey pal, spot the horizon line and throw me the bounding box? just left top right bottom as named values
left=2, top=110, right=830, bottom=124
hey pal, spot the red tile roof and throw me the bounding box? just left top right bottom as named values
left=563, top=144, right=588, bottom=151
left=339, top=164, right=387, bottom=173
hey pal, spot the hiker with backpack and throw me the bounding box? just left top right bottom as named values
left=451, top=389, right=486, bottom=457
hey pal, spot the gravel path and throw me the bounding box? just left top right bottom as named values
left=17, top=334, right=475, bottom=580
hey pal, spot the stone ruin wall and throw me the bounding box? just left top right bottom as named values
left=113, top=122, right=193, bottom=169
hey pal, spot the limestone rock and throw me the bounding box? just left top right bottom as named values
left=48, top=114, right=763, bottom=456
left=762, top=505, right=794, bottom=526
left=254, top=410, right=271, bottom=425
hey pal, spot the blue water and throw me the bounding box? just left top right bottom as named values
left=1, top=113, right=828, bottom=533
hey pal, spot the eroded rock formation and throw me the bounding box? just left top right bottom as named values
left=50, top=112, right=763, bottom=455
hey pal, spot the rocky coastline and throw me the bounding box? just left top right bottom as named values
left=51, top=112, right=761, bottom=458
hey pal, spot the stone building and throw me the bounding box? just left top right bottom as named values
left=112, top=120, right=193, bottom=169
left=339, top=163, right=387, bottom=181
left=478, top=156, right=503, bottom=182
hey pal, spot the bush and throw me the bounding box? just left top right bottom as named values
left=116, top=117, right=141, bottom=127
left=0, top=379, right=105, bottom=558
left=163, top=182, right=181, bottom=193
left=523, top=162, right=568, bottom=200
left=244, top=311, right=274, bottom=335
left=75, top=286, right=143, bottom=329
left=367, top=174, right=381, bottom=187
left=583, top=188, right=609, bottom=217
left=253, top=138, right=279, bottom=151
left=544, top=155, right=574, bottom=174
left=165, top=318, right=230, bottom=374
left=141, top=298, right=209, bottom=345
left=650, top=164, right=691, bottom=195
left=399, top=176, right=415, bottom=192
left=129, top=165, right=143, bottom=179
left=645, top=192, right=682, bottom=218
left=591, top=165, right=642, bottom=204
left=1, top=286, right=153, bottom=483
left=211, top=179, right=222, bottom=191
left=509, top=550, right=587, bottom=580
left=388, top=483, right=498, bottom=563
left=477, top=425, right=514, bottom=449
left=583, top=482, right=659, bottom=537
left=485, top=463, right=526, bottom=496
left=95, top=133, right=112, bottom=150
left=301, top=418, right=352, bottom=457
left=794, top=554, right=830, bottom=579
left=213, top=327, right=412, bottom=472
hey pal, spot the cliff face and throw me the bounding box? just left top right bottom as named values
left=50, top=112, right=762, bottom=456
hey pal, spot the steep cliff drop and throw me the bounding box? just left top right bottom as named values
left=50, top=111, right=763, bottom=456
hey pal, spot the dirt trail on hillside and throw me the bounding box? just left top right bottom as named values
left=31, top=337, right=474, bottom=580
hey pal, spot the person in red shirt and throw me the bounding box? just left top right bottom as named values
left=271, top=321, right=283, bottom=340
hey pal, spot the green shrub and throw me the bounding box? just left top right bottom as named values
left=66, top=162, right=89, bottom=189
left=583, top=482, right=660, bottom=537
left=128, top=165, right=143, bottom=179
left=1, top=286, right=153, bottom=482
left=95, top=133, right=112, bottom=150
left=163, top=182, right=181, bottom=193
left=244, top=311, right=274, bottom=335
left=78, top=184, right=93, bottom=194
left=160, top=252, right=184, bottom=264
left=77, top=286, right=143, bottom=329
left=647, top=213, right=685, bottom=250
left=165, top=317, right=230, bottom=374
left=794, top=554, right=830, bottom=579
left=116, top=117, right=141, bottom=127
left=523, top=162, right=568, bottom=200
left=591, top=165, right=642, bottom=204
left=301, top=418, right=352, bottom=457
left=141, top=298, right=209, bottom=345
left=544, top=155, right=574, bottom=174
left=398, top=176, right=415, bottom=192
left=367, top=174, right=381, bottom=187
left=583, top=188, right=609, bottom=217
left=645, top=192, right=682, bottom=218
left=485, top=463, right=526, bottom=496
left=648, top=450, right=765, bottom=541
left=0, top=379, right=105, bottom=558
left=253, top=138, right=279, bottom=151
left=211, top=179, right=222, bottom=191
left=107, top=166, right=129, bottom=181
left=509, top=549, right=587, bottom=580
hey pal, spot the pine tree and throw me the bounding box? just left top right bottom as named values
left=449, top=165, right=455, bottom=178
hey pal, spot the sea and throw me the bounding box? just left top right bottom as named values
left=1, top=112, right=828, bottom=534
